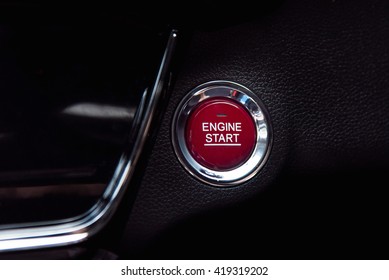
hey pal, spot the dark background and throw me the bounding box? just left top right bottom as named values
left=0, top=0, right=388, bottom=259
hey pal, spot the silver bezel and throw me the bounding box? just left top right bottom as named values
left=172, top=81, right=272, bottom=187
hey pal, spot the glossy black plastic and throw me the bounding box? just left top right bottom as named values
left=0, top=11, right=169, bottom=224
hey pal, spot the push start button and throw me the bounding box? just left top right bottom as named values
left=185, top=97, right=256, bottom=171
left=172, top=81, right=271, bottom=187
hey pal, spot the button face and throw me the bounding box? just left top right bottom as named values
left=185, top=97, right=256, bottom=171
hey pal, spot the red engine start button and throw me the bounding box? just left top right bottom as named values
left=185, top=97, right=257, bottom=171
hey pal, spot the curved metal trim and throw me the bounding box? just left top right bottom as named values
left=172, top=81, right=272, bottom=187
left=0, top=31, right=178, bottom=252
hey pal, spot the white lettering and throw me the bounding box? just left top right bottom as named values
left=201, top=122, right=243, bottom=146
left=204, top=133, right=240, bottom=144
left=201, top=122, right=243, bottom=132
left=217, top=122, right=225, bottom=131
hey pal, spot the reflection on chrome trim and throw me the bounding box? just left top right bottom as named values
left=0, top=31, right=178, bottom=252
left=61, top=103, right=136, bottom=120
left=0, top=233, right=89, bottom=251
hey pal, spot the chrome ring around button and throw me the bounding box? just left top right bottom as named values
left=172, top=81, right=272, bottom=187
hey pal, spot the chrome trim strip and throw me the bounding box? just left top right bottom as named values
left=172, top=81, right=272, bottom=187
left=0, top=31, right=178, bottom=252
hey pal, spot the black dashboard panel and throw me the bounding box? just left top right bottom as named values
left=117, top=0, right=389, bottom=259
left=0, top=9, right=169, bottom=225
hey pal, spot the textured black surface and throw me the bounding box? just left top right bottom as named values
left=120, top=0, right=389, bottom=258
